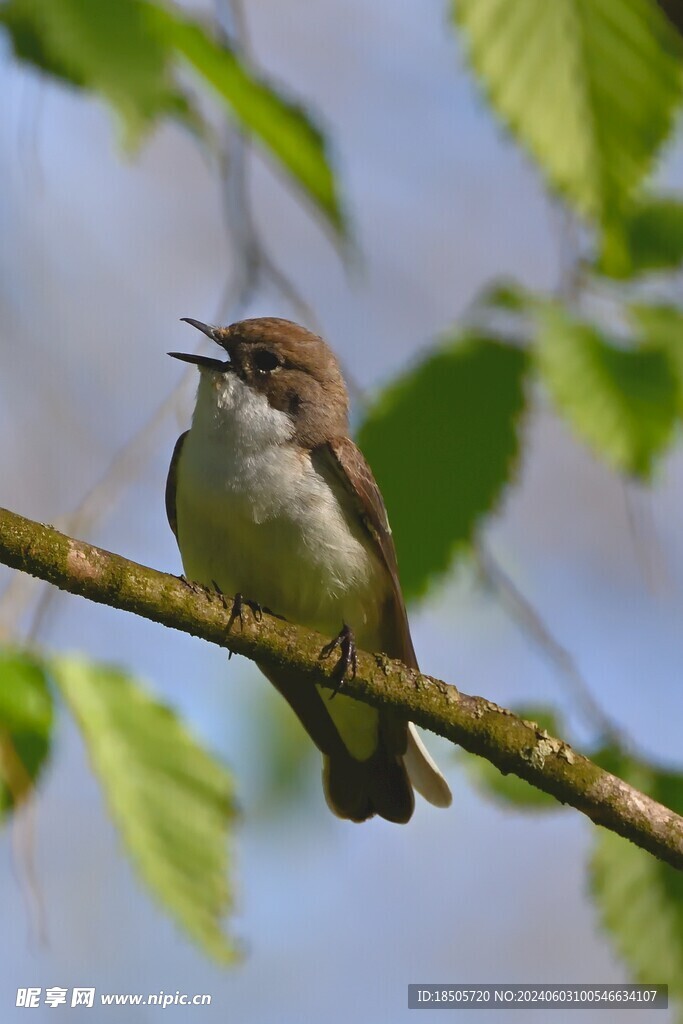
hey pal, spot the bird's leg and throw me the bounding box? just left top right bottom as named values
left=249, top=601, right=264, bottom=622
left=319, top=623, right=357, bottom=697
left=226, top=592, right=263, bottom=633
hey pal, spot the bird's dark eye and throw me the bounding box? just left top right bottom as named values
left=253, top=349, right=280, bottom=374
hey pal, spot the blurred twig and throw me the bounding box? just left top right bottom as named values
left=20, top=372, right=197, bottom=644
left=214, top=0, right=323, bottom=334
left=621, top=481, right=670, bottom=595
left=475, top=541, right=637, bottom=753
left=555, top=202, right=584, bottom=306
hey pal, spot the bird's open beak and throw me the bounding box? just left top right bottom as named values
left=168, top=351, right=230, bottom=371
left=179, top=317, right=219, bottom=341
left=168, top=318, right=232, bottom=371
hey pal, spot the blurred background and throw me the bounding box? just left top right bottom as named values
left=1, top=0, right=683, bottom=1020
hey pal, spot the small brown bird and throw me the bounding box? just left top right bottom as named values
left=167, top=317, right=451, bottom=822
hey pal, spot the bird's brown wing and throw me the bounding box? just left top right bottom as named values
left=165, top=431, right=188, bottom=540
left=321, top=438, right=452, bottom=813
left=318, top=436, right=418, bottom=671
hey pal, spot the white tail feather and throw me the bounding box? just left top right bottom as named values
left=405, top=724, right=452, bottom=808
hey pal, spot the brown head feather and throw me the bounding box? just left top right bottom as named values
left=213, top=317, right=349, bottom=448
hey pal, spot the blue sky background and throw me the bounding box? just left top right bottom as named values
left=1, top=1, right=683, bottom=1021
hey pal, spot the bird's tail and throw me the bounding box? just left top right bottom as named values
left=323, top=723, right=451, bottom=823
left=323, top=744, right=414, bottom=823
left=259, top=660, right=451, bottom=823
left=404, top=723, right=452, bottom=808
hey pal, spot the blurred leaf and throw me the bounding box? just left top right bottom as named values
left=535, top=304, right=679, bottom=478
left=463, top=705, right=565, bottom=811
left=51, top=657, right=238, bottom=963
left=479, top=280, right=531, bottom=313
left=0, top=0, right=342, bottom=229
left=631, top=302, right=683, bottom=349
left=598, top=196, right=683, bottom=278
left=0, top=0, right=84, bottom=87
left=590, top=753, right=683, bottom=1006
left=630, top=303, right=683, bottom=414
left=147, top=4, right=344, bottom=235
left=0, top=649, right=53, bottom=818
left=0, top=0, right=184, bottom=146
left=357, top=334, right=528, bottom=600
left=454, top=0, right=682, bottom=227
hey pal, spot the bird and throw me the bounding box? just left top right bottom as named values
left=167, top=316, right=451, bottom=823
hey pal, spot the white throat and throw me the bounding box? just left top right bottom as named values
left=192, top=369, right=294, bottom=451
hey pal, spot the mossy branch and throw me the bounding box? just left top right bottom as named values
left=1, top=504, right=682, bottom=869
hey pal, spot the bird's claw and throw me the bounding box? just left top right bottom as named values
left=320, top=623, right=357, bottom=697
left=226, top=592, right=263, bottom=633
left=179, top=574, right=207, bottom=597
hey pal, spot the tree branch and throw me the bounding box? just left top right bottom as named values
left=0, top=505, right=681, bottom=869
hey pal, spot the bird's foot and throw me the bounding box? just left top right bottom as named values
left=226, top=592, right=263, bottom=634
left=319, top=623, right=357, bottom=697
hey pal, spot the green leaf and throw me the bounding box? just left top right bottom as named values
left=535, top=304, right=679, bottom=477
left=631, top=302, right=683, bottom=349
left=453, top=0, right=682, bottom=226
left=462, top=705, right=565, bottom=811
left=0, top=0, right=84, bottom=87
left=0, top=0, right=182, bottom=146
left=598, top=196, right=683, bottom=278
left=357, top=334, right=528, bottom=600
left=630, top=303, right=683, bottom=412
left=51, top=657, right=237, bottom=963
left=590, top=754, right=683, bottom=1006
left=0, top=649, right=53, bottom=818
left=0, top=0, right=342, bottom=229
left=146, top=4, right=344, bottom=235
left=479, top=280, right=532, bottom=313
